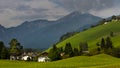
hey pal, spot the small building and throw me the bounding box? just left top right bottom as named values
left=38, top=56, right=50, bottom=62
left=10, top=55, right=21, bottom=60
left=60, top=52, right=65, bottom=57
left=104, top=22, right=108, bottom=24
left=82, top=49, right=89, bottom=54
left=38, top=52, right=50, bottom=62
left=10, top=56, right=16, bottom=60
left=21, top=55, right=32, bottom=61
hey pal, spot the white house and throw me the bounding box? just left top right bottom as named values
left=38, top=56, right=50, bottom=62
left=10, top=55, right=21, bottom=60
left=104, top=22, right=108, bottom=24
left=10, top=56, right=16, bottom=60
left=21, top=56, right=32, bottom=61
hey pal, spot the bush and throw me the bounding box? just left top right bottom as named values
left=89, top=48, right=102, bottom=56
left=111, top=48, right=120, bottom=58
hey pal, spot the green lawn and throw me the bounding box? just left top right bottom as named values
left=2, top=21, right=120, bottom=68
left=0, top=54, right=120, bottom=68
left=46, top=20, right=120, bottom=51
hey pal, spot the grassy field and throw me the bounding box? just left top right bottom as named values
left=2, top=21, right=120, bottom=68
left=46, top=20, right=120, bottom=51
left=0, top=54, right=120, bottom=68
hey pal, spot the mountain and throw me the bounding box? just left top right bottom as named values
left=0, top=11, right=102, bottom=48
left=48, top=20, right=120, bottom=51
left=0, top=20, right=56, bottom=46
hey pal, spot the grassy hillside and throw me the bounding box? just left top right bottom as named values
left=0, top=54, right=120, bottom=68
left=51, top=20, right=120, bottom=50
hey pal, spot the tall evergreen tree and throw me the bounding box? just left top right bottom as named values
left=9, top=39, right=23, bottom=56
left=110, top=32, right=114, bottom=37
left=100, top=38, right=105, bottom=49
left=106, top=37, right=113, bottom=49
left=64, top=43, right=74, bottom=57
left=0, top=41, right=9, bottom=59
left=0, top=41, right=4, bottom=55
left=73, top=48, right=79, bottom=56
left=79, top=42, right=88, bottom=52
left=1, top=47, right=9, bottom=59
left=48, top=44, right=61, bottom=61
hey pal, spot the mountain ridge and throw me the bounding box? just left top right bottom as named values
left=0, top=11, right=102, bottom=48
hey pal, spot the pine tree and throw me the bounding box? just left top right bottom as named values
left=106, top=37, right=113, bottom=49
left=73, top=48, right=79, bottom=56
left=100, top=38, right=105, bottom=49
left=9, top=39, right=23, bottom=56
left=79, top=42, right=88, bottom=52
left=64, top=43, right=74, bottom=57
left=0, top=41, right=9, bottom=59
left=0, top=41, right=4, bottom=57
left=48, top=44, right=60, bottom=61
left=1, top=47, right=9, bottom=59
left=110, top=32, right=114, bottom=37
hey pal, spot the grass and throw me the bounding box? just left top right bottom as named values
left=0, top=54, right=120, bottom=68
left=46, top=20, right=120, bottom=51
left=2, top=21, right=120, bottom=68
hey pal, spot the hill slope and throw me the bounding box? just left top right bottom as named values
left=54, top=20, right=120, bottom=50
left=0, top=54, right=120, bottom=68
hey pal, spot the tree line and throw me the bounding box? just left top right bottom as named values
left=0, top=38, right=23, bottom=59
left=49, top=33, right=120, bottom=61
left=48, top=42, right=88, bottom=61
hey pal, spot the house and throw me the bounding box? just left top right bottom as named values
left=82, top=51, right=89, bottom=54
left=21, top=55, right=32, bottom=61
left=38, top=52, right=50, bottom=62
left=10, top=55, right=21, bottom=60
left=10, top=55, right=16, bottom=60
left=104, top=22, right=108, bottom=24
left=38, top=56, right=50, bottom=62
left=21, top=52, right=37, bottom=61
left=60, top=52, right=65, bottom=57
left=10, top=51, right=38, bottom=61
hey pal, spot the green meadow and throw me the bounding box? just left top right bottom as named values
left=1, top=20, right=120, bottom=68
left=0, top=54, right=120, bottom=68
left=51, top=20, right=120, bottom=50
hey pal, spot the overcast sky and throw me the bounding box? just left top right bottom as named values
left=0, top=0, right=120, bottom=28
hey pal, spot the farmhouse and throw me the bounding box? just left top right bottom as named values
left=38, top=52, right=50, bottom=62
left=21, top=55, right=32, bottom=61
left=104, top=22, right=108, bottom=24
left=10, top=53, right=21, bottom=60
left=10, top=55, right=21, bottom=60
left=38, top=56, right=50, bottom=62
left=21, top=52, right=38, bottom=61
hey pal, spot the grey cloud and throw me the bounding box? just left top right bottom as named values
left=15, top=5, right=31, bottom=11
left=0, top=0, right=120, bottom=27
left=51, top=0, right=114, bottom=12
left=0, top=0, right=69, bottom=27
left=0, top=9, right=5, bottom=13
left=32, top=8, right=49, bottom=13
left=11, top=13, right=48, bottom=21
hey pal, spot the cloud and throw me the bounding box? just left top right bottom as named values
left=0, top=0, right=120, bottom=28
left=51, top=0, right=114, bottom=12
left=89, top=7, right=120, bottom=18
left=0, top=0, right=69, bottom=28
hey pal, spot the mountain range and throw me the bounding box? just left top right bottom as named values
left=0, top=11, right=102, bottom=49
